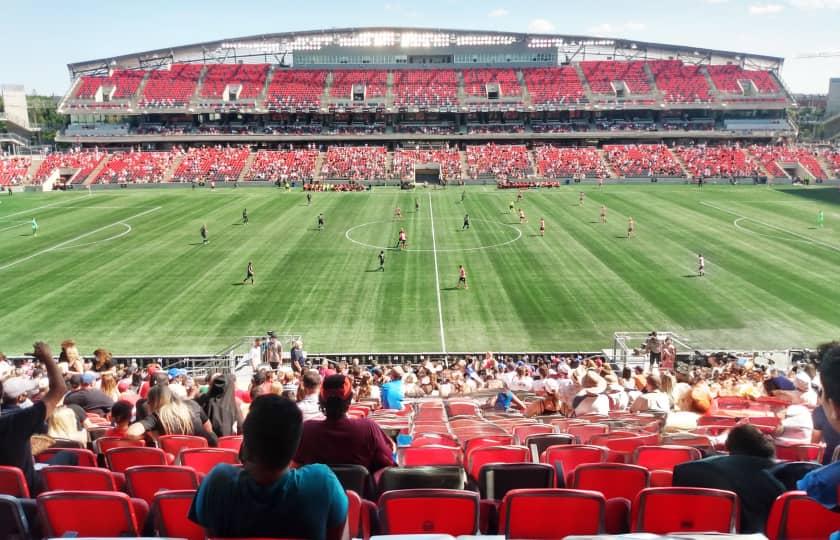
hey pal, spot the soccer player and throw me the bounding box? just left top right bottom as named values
left=462, top=213, right=470, bottom=230
left=627, top=217, right=635, bottom=238
left=698, top=253, right=705, bottom=277
left=600, top=205, right=607, bottom=224
left=579, top=192, right=585, bottom=206
left=243, top=260, right=255, bottom=284
left=597, top=177, right=604, bottom=189
left=415, top=198, right=419, bottom=213
left=461, top=190, right=466, bottom=203
left=307, top=192, right=312, bottom=206
left=378, top=250, right=385, bottom=271
left=394, top=206, right=402, bottom=220
left=397, top=228, right=407, bottom=250
left=817, top=209, right=825, bottom=228
left=210, top=180, right=216, bottom=191
left=509, top=201, right=515, bottom=214
left=317, top=213, right=324, bottom=231
left=242, top=208, right=249, bottom=225
left=31, top=217, right=38, bottom=236
left=200, top=223, right=208, bottom=244
left=539, top=217, right=545, bottom=237
left=457, top=265, right=468, bottom=289
left=516, top=189, right=523, bottom=203
left=519, top=208, right=527, bottom=224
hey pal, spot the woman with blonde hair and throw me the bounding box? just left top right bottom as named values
left=126, top=384, right=217, bottom=445
left=61, top=340, right=85, bottom=374
left=100, top=373, right=120, bottom=402
left=48, top=405, right=89, bottom=446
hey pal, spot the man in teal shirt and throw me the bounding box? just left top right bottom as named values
left=189, top=395, right=348, bottom=539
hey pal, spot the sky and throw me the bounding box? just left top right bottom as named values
left=2, top=0, right=838, bottom=96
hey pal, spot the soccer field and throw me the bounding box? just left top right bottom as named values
left=1, top=184, right=838, bottom=355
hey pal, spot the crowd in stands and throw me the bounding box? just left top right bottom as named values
left=394, top=124, right=457, bottom=135
left=823, top=148, right=840, bottom=177
left=465, top=143, right=531, bottom=180
left=0, top=155, right=31, bottom=185
left=747, top=144, right=828, bottom=180
left=392, top=147, right=461, bottom=182
left=603, top=144, right=685, bottom=177
left=244, top=149, right=318, bottom=182
left=534, top=146, right=609, bottom=179
left=674, top=144, right=764, bottom=179
left=2, top=337, right=840, bottom=538
left=321, top=146, right=387, bottom=180
left=33, top=149, right=107, bottom=184
left=172, top=146, right=250, bottom=182
left=466, top=123, right=526, bottom=134
left=96, top=149, right=184, bottom=184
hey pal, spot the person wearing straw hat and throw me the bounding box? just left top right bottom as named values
left=572, top=371, right=610, bottom=416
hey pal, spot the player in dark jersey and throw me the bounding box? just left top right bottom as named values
left=579, top=191, right=585, bottom=206
left=200, top=224, right=208, bottom=244
left=242, top=208, right=249, bottom=225
left=243, top=261, right=255, bottom=284
left=378, top=250, right=385, bottom=271
left=307, top=192, right=312, bottom=206
left=461, top=190, right=466, bottom=203
left=462, top=213, right=470, bottom=230
left=415, top=198, right=420, bottom=213
left=317, top=213, right=324, bottom=231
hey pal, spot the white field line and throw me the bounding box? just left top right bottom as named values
left=0, top=221, right=31, bottom=233
left=0, top=206, right=161, bottom=272
left=0, top=197, right=87, bottom=219
left=700, top=201, right=840, bottom=254
left=428, top=193, right=447, bottom=355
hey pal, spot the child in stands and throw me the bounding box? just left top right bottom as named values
left=105, top=400, right=133, bottom=438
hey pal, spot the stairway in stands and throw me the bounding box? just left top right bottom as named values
left=162, top=153, right=186, bottom=183
left=597, top=149, right=618, bottom=179
left=238, top=152, right=257, bottom=181
left=313, top=151, right=326, bottom=181
left=83, top=155, right=112, bottom=185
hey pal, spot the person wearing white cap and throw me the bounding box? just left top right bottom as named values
left=795, top=371, right=818, bottom=408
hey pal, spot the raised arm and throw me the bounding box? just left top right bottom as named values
left=34, top=341, right=65, bottom=418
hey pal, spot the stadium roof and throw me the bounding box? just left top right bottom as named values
left=66, top=26, right=784, bottom=76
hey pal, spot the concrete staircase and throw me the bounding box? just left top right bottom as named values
left=130, top=71, right=152, bottom=109
left=597, top=149, right=618, bottom=179
left=459, top=150, right=468, bottom=180
left=456, top=70, right=467, bottom=107
left=574, top=63, right=596, bottom=103
left=699, top=66, right=721, bottom=98
left=258, top=66, right=275, bottom=107
left=238, top=151, right=257, bottom=181
left=25, top=158, right=43, bottom=185
left=516, top=69, right=532, bottom=107
left=314, top=151, right=326, bottom=181
left=668, top=147, right=691, bottom=178
left=83, top=155, right=112, bottom=186
left=163, top=153, right=186, bottom=183
left=642, top=64, right=665, bottom=101
left=323, top=71, right=334, bottom=105
left=386, top=151, right=394, bottom=178
left=385, top=72, right=395, bottom=108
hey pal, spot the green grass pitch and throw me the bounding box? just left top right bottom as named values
left=0, top=184, right=838, bottom=355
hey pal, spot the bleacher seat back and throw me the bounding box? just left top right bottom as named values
left=95, top=436, right=146, bottom=454
left=41, top=465, right=117, bottom=491
left=37, top=490, right=139, bottom=537
left=0, top=466, right=29, bottom=498
left=125, top=465, right=200, bottom=505
left=524, top=433, right=575, bottom=462
left=179, top=447, right=239, bottom=475
left=512, top=423, right=555, bottom=444
left=153, top=489, right=204, bottom=540
left=159, top=434, right=208, bottom=456
left=35, top=447, right=97, bottom=467
left=572, top=463, right=650, bottom=501
left=379, top=488, right=480, bottom=535
left=410, top=433, right=459, bottom=447
left=217, top=435, right=243, bottom=451
left=500, top=488, right=606, bottom=538
left=632, top=487, right=739, bottom=534
left=541, top=444, right=609, bottom=481
left=0, top=494, right=30, bottom=540
left=633, top=445, right=702, bottom=471
left=463, top=435, right=513, bottom=456
left=378, top=466, right=466, bottom=493
left=467, top=445, right=530, bottom=480
left=765, top=491, right=840, bottom=540
left=397, top=445, right=463, bottom=466
left=568, top=423, right=610, bottom=443
left=106, top=446, right=168, bottom=473
left=328, top=464, right=371, bottom=497
left=478, top=462, right=554, bottom=500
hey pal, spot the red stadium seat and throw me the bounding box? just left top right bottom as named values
left=158, top=434, right=208, bottom=456
left=397, top=445, right=463, bottom=467
left=568, top=423, right=610, bottom=443
left=95, top=436, right=146, bottom=454
left=541, top=444, right=609, bottom=483
left=512, top=423, right=555, bottom=445
left=632, top=487, right=739, bottom=534
left=345, top=489, right=372, bottom=540
left=106, top=446, right=168, bottom=473
left=447, top=401, right=481, bottom=417
left=178, top=448, right=240, bottom=475
left=217, top=435, right=243, bottom=451
left=41, top=466, right=118, bottom=492
left=153, top=489, right=204, bottom=540
left=766, top=491, right=840, bottom=540
left=410, top=433, right=459, bottom=447
left=478, top=462, right=554, bottom=500
left=38, top=490, right=141, bottom=537
left=499, top=488, right=606, bottom=538
left=0, top=466, right=29, bottom=498
left=774, top=443, right=825, bottom=463
left=463, top=435, right=513, bottom=457
left=572, top=463, right=650, bottom=502
left=467, top=445, right=530, bottom=481
left=378, top=488, right=480, bottom=535
left=35, top=447, right=97, bottom=467
left=125, top=465, right=200, bottom=506
left=632, top=445, right=702, bottom=472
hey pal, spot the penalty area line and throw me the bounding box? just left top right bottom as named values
left=0, top=206, right=161, bottom=272
left=428, top=193, right=447, bottom=355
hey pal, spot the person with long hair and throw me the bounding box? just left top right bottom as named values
left=47, top=405, right=89, bottom=446
left=197, top=373, right=243, bottom=437
left=60, top=340, right=85, bottom=374
left=126, top=384, right=217, bottom=445
left=92, top=348, right=114, bottom=374
left=99, top=373, right=120, bottom=402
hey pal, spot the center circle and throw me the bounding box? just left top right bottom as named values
left=345, top=218, right=523, bottom=253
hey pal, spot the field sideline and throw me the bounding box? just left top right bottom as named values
left=0, top=184, right=838, bottom=355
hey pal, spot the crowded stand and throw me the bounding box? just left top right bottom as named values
left=33, top=150, right=106, bottom=184
left=392, top=147, right=461, bottom=182
left=823, top=148, right=840, bottom=177
left=95, top=150, right=183, bottom=184
left=0, top=156, right=32, bottom=186
left=649, top=60, right=713, bottom=103
left=330, top=70, right=387, bottom=100
left=674, top=144, right=764, bottom=179
left=172, top=146, right=250, bottom=182
left=465, top=143, right=531, bottom=180
left=264, top=70, right=326, bottom=109
left=581, top=60, right=652, bottom=95
left=523, top=67, right=587, bottom=105
left=533, top=146, right=609, bottom=179
left=392, top=70, right=458, bottom=108
left=603, top=144, right=685, bottom=177
left=198, top=64, right=269, bottom=100
left=243, top=149, right=318, bottom=182
left=747, top=144, right=828, bottom=179
left=321, top=145, right=387, bottom=180
left=462, top=68, right=522, bottom=97
left=1, top=338, right=840, bottom=538
left=139, top=64, right=203, bottom=108
left=74, top=70, right=146, bottom=100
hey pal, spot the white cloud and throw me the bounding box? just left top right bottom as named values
left=528, top=18, right=556, bottom=33
left=748, top=3, right=785, bottom=13
left=788, top=0, right=840, bottom=8
left=588, top=21, right=648, bottom=35
left=488, top=8, right=509, bottom=17
left=705, top=0, right=729, bottom=3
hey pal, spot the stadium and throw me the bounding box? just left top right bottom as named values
left=1, top=20, right=840, bottom=540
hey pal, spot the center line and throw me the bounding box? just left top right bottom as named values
left=428, top=193, right=447, bottom=355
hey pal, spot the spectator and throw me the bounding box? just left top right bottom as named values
left=797, top=344, right=840, bottom=506
left=674, top=424, right=785, bottom=533
left=295, top=374, right=395, bottom=474
left=188, top=394, right=348, bottom=540
left=630, top=374, right=671, bottom=412
left=0, top=342, right=70, bottom=493
left=63, top=372, right=114, bottom=416
left=105, top=399, right=133, bottom=438
left=1, top=376, right=40, bottom=413
left=380, top=366, right=405, bottom=410
left=524, top=378, right=564, bottom=416
left=126, top=384, right=217, bottom=446
left=91, top=347, right=114, bottom=373
left=47, top=405, right=89, bottom=446
left=510, top=365, right=534, bottom=391
left=490, top=381, right=526, bottom=412
left=263, top=334, right=283, bottom=370
left=100, top=372, right=120, bottom=402
left=60, top=339, right=84, bottom=374
left=290, top=340, right=304, bottom=373
left=573, top=371, right=610, bottom=416
left=297, top=370, right=324, bottom=422
left=812, top=404, right=840, bottom=465
left=197, top=373, right=243, bottom=437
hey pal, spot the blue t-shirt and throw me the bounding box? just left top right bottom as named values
left=189, top=463, right=348, bottom=540
left=495, top=391, right=513, bottom=411
left=381, top=380, right=404, bottom=410
left=797, top=461, right=840, bottom=508
left=814, top=406, right=840, bottom=465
